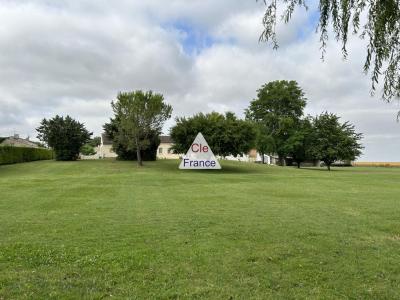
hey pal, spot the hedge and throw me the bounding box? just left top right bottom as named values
left=0, top=146, right=54, bottom=165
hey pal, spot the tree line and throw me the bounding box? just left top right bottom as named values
left=36, top=80, right=363, bottom=170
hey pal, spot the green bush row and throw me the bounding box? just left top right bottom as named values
left=0, top=146, right=54, bottom=165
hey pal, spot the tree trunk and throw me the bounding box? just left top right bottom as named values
left=261, top=153, right=265, bottom=164
left=135, top=138, right=143, bottom=166
left=327, top=164, right=331, bottom=171
left=297, top=162, right=301, bottom=168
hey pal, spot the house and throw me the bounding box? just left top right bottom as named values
left=0, top=134, right=39, bottom=148
left=99, top=133, right=117, bottom=158
left=157, top=136, right=180, bottom=159
left=98, top=134, right=180, bottom=159
left=224, top=149, right=280, bottom=165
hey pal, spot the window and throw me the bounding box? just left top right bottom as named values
left=159, top=148, right=163, bottom=154
left=167, top=148, right=172, bottom=154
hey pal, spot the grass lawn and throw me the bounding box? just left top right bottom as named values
left=1, top=160, right=400, bottom=299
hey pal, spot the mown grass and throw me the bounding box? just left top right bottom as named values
left=1, top=159, right=400, bottom=299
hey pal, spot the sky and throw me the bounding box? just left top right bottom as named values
left=0, top=0, right=399, bottom=161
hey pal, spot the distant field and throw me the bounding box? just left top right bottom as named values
left=1, top=160, right=400, bottom=299
left=353, top=162, right=400, bottom=167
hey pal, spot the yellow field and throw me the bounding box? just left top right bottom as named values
left=353, top=162, right=400, bottom=167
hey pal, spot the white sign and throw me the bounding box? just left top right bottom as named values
left=179, top=132, right=221, bottom=169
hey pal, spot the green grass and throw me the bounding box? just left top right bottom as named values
left=1, top=160, right=400, bottom=299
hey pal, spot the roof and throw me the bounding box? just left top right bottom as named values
left=101, top=133, right=113, bottom=145
left=160, top=136, right=173, bottom=144
left=0, top=137, right=39, bottom=148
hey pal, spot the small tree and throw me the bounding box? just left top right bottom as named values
left=104, top=117, right=161, bottom=161
left=282, top=117, right=314, bottom=168
left=312, top=112, right=363, bottom=171
left=171, top=112, right=256, bottom=157
left=36, top=115, right=92, bottom=161
left=111, top=90, right=172, bottom=166
left=80, top=144, right=96, bottom=156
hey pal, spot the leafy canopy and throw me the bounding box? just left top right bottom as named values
left=36, top=115, right=92, bottom=161
left=171, top=112, right=256, bottom=157
left=281, top=117, right=315, bottom=167
left=258, top=0, right=400, bottom=102
left=110, top=90, right=172, bottom=166
left=311, top=112, right=363, bottom=170
left=104, top=117, right=161, bottom=161
left=80, top=144, right=96, bottom=156
left=246, top=80, right=307, bottom=159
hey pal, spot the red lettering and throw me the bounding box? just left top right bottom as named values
left=191, top=143, right=199, bottom=152
left=191, top=144, right=209, bottom=152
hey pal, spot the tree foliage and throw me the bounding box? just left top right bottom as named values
left=254, top=123, right=275, bottom=163
left=36, top=115, right=92, bottom=161
left=88, top=137, right=101, bottom=148
left=171, top=112, right=256, bottom=157
left=258, top=0, right=400, bottom=102
left=109, top=90, right=172, bottom=166
left=246, top=80, right=307, bottom=162
left=282, top=117, right=315, bottom=168
left=104, top=117, right=160, bottom=161
left=311, top=112, right=363, bottom=170
left=80, top=144, right=96, bottom=156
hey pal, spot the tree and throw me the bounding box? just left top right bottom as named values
left=104, top=117, right=160, bottom=161
left=110, top=90, right=172, bottom=166
left=88, top=137, right=101, bottom=148
left=312, top=112, right=363, bottom=170
left=282, top=117, right=314, bottom=168
left=254, top=124, right=275, bottom=164
left=170, top=112, right=256, bottom=157
left=36, top=115, right=92, bottom=161
left=258, top=0, right=400, bottom=102
left=246, top=80, right=307, bottom=164
left=80, top=144, right=96, bottom=156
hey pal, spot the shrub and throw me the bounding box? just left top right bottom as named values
left=0, top=146, right=54, bottom=165
left=80, top=144, right=96, bottom=156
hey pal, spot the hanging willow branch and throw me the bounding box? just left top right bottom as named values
left=258, top=0, right=400, bottom=102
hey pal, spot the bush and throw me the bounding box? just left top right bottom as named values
left=0, top=146, right=54, bottom=165
left=80, top=144, right=96, bottom=156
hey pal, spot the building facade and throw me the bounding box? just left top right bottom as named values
left=157, top=136, right=180, bottom=159
left=99, top=134, right=118, bottom=159
left=98, top=134, right=180, bottom=160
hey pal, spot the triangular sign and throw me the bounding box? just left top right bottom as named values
left=179, top=132, right=221, bottom=169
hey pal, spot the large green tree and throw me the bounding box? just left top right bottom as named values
left=110, top=90, right=172, bottom=166
left=171, top=112, right=256, bottom=157
left=258, top=0, right=399, bottom=102
left=312, top=112, right=363, bottom=170
left=36, top=115, right=92, bottom=161
left=246, top=80, right=307, bottom=164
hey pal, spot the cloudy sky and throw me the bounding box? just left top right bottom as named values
left=1, top=0, right=399, bottom=161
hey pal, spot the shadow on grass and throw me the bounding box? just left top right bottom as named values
left=299, top=167, right=358, bottom=172
left=151, top=159, right=266, bottom=174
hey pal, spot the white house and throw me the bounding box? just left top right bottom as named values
left=99, top=133, right=117, bottom=159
